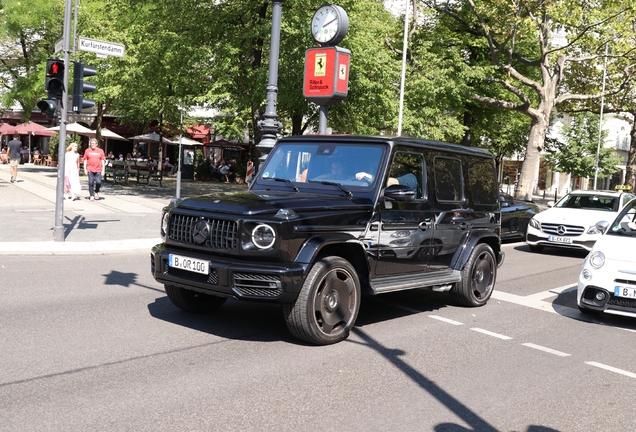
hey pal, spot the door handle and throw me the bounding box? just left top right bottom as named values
left=419, top=221, right=431, bottom=230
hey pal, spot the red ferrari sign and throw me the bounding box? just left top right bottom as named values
left=303, top=46, right=350, bottom=106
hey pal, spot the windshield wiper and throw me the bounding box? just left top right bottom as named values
left=263, top=177, right=299, bottom=192
left=308, top=180, right=353, bottom=197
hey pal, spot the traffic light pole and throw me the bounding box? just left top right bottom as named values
left=53, top=0, right=73, bottom=242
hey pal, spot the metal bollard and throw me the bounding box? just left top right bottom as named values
left=554, top=187, right=558, bottom=202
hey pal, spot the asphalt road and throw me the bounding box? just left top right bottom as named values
left=1, top=243, right=635, bottom=431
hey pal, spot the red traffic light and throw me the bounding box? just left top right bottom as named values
left=45, top=58, right=64, bottom=99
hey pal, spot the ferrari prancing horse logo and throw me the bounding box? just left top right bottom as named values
left=315, top=53, right=326, bottom=76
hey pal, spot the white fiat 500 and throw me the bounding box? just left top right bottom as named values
left=526, top=190, right=635, bottom=252
left=578, top=198, right=636, bottom=317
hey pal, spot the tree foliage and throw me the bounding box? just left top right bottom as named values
left=544, top=112, right=621, bottom=179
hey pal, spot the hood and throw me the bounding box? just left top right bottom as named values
left=535, top=207, right=616, bottom=226
left=592, top=232, right=636, bottom=263
left=176, top=190, right=374, bottom=216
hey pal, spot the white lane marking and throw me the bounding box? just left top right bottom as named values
left=585, top=361, right=636, bottom=379
left=525, top=284, right=577, bottom=301
left=428, top=315, right=463, bottom=326
left=522, top=343, right=571, bottom=357
left=491, top=289, right=581, bottom=319
left=470, top=328, right=512, bottom=340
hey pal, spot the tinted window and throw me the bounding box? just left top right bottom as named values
left=556, top=194, right=618, bottom=211
left=388, top=151, right=425, bottom=199
left=434, top=157, right=464, bottom=202
left=468, top=160, right=497, bottom=204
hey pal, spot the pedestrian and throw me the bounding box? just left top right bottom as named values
left=83, top=138, right=105, bottom=201
left=7, top=133, right=22, bottom=183
left=64, top=142, right=81, bottom=200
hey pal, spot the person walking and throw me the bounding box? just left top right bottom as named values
left=64, top=142, right=81, bottom=200
left=7, top=133, right=22, bottom=183
left=83, top=138, right=105, bottom=201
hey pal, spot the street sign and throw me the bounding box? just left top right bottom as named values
left=54, top=38, right=63, bottom=55
left=303, top=46, right=350, bottom=106
left=78, top=37, right=125, bottom=58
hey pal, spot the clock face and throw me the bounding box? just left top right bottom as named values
left=311, top=5, right=348, bottom=45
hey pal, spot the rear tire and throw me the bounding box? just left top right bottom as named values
left=164, top=285, right=227, bottom=313
left=451, top=243, right=496, bottom=307
left=283, top=256, right=361, bottom=345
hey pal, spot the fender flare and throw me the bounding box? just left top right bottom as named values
left=450, top=232, right=501, bottom=271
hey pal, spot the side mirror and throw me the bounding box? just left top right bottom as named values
left=384, top=184, right=415, bottom=202
left=595, top=220, right=610, bottom=234
left=547, top=200, right=555, bottom=208
left=501, top=201, right=510, bottom=208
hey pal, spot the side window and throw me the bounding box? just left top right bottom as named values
left=434, top=157, right=464, bottom=202
left=468, top=160, right=497, bottom=205
left=388, top=151, right=425, bottom=200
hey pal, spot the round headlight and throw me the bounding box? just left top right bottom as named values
left=161, top=212, right=170, bottom=236
left=589, top=251, right=605, bottom=269
left=252, top=224, right=276, bottom=249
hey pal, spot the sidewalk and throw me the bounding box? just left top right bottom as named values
left=0, top=164, right=246, bottom=255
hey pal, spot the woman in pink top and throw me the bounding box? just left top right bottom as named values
left=64, top=142, right=81, bottom=200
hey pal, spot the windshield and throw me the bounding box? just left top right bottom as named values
left=607, top=199, right=636, bottom=237
left=256, top=141, right=385, bottom=189
left=555, top=194, right=618, bottom=211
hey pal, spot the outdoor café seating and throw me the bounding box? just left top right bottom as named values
left=33, top=154, right=43, bottom=165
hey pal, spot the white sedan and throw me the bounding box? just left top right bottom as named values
left=578, top=198, right=636, bottom=317
left=526, top=190, right=635, bottom=252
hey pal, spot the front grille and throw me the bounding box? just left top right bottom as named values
left=541, top=223, right=585, bottom=236
left=615, top=279, right=636, bottom=286
left=169, top=214, right=238, bottom=250
left=608, top=296, right=636, bottom=309
left=163, top=259, right=219, bottom=285
left=233, top=272, right=282, bottom=298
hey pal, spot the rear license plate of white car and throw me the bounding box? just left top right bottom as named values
left=548, top=236, right=572, bottom=244
left=614, top=286, right=636, bottom=299
left=168, top=254, right=209, bottom=275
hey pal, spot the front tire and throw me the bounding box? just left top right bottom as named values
left=451, top=243, right=496, bottom=307
left=164, top=285, right=227, bottom=313
left=283, top=256, right=361, bottom=345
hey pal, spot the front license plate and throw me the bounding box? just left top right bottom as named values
left=168, top=254, right=209, bottom=275
left=615, top=286, right=636, bottom=299
left=548, top=235, right=572, bottom=244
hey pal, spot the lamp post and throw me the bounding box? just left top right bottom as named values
left=594, top=43, right=609, bottom=190
left=176, top=109, right=183, bottom=199
left=256, top=0, right=284, bottom=163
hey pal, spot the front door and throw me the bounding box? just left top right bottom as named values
left=374, top=149, right=435, bottom=276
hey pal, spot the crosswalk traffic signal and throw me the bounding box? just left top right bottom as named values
left=72, top=60, right=97, bottom=113
left=37, top=58, right=65, bottom=118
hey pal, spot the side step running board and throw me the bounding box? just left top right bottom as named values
left=370, top=270, right=461, bottom=295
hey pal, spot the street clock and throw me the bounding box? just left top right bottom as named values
left=311, top=4, right=349, bottom=46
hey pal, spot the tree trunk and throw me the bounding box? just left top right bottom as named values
left=515, top=117, right=549, bottom=201
left=626, top=110, right=636, bottom=191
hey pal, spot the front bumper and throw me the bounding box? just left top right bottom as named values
left=151, top=243, right=308, bottom=303
left=577, top=260, right=636, bottom=317
left=526, top=226, right=597, bottom=252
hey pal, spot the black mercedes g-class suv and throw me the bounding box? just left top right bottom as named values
left=151, top=135, right=503, bottom=345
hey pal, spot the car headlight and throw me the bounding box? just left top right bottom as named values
left=161, top=211, right=170, bottom=236
left=529, top=217, right=541, bottom=229
left=589, top=251, right=605, bottom=269
left=252, top=224, right=276, bottom=249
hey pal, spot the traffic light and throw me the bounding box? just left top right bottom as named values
left=37, top=58, right=65, bottom=118
left=45, top=58, right=64, bottom=98
left=72, top=60, right=97, bottom=113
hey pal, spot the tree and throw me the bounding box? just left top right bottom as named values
left=422, top=0, right=636, bottom=200
left=544, top=112, right=621, bottom=183
left=0, top=0, right=63, bottom=120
